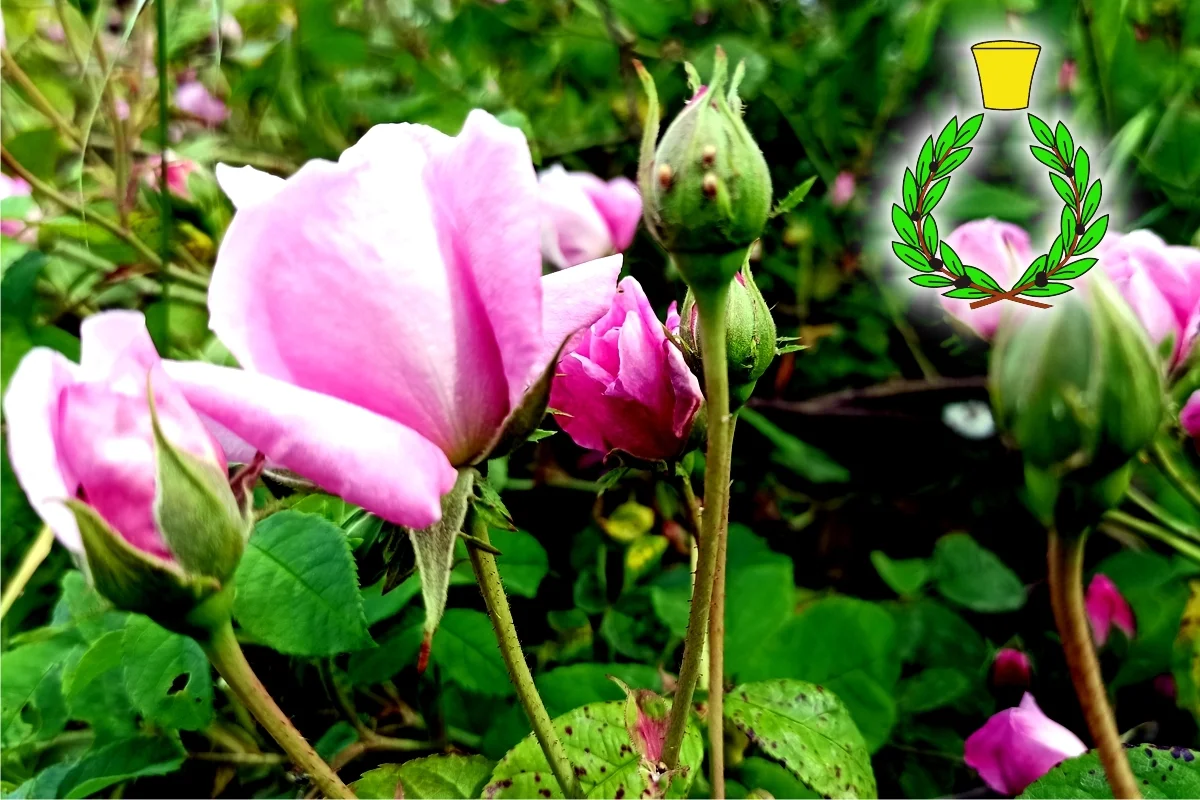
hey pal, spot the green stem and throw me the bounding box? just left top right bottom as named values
left=707, top=419, right=735, bottom=799
left=200, top=622, right=354, bottom=798
left=0, top=526, right=55, bottom=620
left=155, top=0, right=172, bottom=347
left=677, top=472, right=708, bottom=693
left=663, top=281, right=733, bottom=771
left=1150, top=439, right=1200, bottom=511
left=1125, top=488, right=1200, bottom=543
left=467, top=516, right=582, bottom=798
left=0, top=50, right=84, bottom=148
left=1103, top=510, right=1200, bottom=564
left=1046, top=530, right=1139, bottom=800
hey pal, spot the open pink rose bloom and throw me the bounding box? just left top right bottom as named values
left=539, top=164, right=642, bottom=269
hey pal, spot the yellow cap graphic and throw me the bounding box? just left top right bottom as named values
left=972, top=40, right=1040, bottom=110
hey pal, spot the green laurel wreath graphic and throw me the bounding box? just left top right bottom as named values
left=892, top=113, right=1109, bottom=311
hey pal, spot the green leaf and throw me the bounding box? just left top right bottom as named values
left=1075, top=147, right=1091, bottom=192
left=484, top=701, right=703, bottom=798
left=916, top=136, right=934, bottom=184
left=934, top=116, right=957, bottom=160
left=1, top=635, right=77, bottom=748
left=1075, top=215, right=1109, bottom=256
left=891, top=204, right=919, bottom=248
left=933, top=148, right=970, bottom=179
left=1030, top=146, right=1066, bottom=172
left=347, top=608, right=425, bottom=686
left=922, top=215, right=938, bottom=254
left=743, top=597, right=899, bottom=752
left=892, top=242, right=931, bottom=271
left=737, top=757, right=820, bottom=799
left=62, top=630, right=138, bottom=740
left=932, top=533, right=1026, bottom=613
left=1022, top=283, right=1075, bottom=298
left=952, top=114, right=984, bottom=148
left=1061, top=206, right=1077, bottom=249
left=1081, top=180, right=1103, bottom=225
left=871, top=551, right=930, bottom=596
left=739, top=408, right=850, bottom=484
left=938, top=242, right=965, bottom=276
left=410, top=470, right=474, bottom=639
left=910, top=274, right=952, bottom=288
left=354, top=754, right=495, bottom=799
left=965, top=266, right=1002, bottom=291
left=432, top=609, right=514, bottom=697
left=771, top=175, right=819, bottom=218
left=897, top=668, right=971, bottom=714
left=1015, top=255, right=1050, bottom=288
left=724, top=526, right=797, bottom=676
left=316, top=721, right=360, bottom=763
left=536, top=663, right=663, bottom=718
left=233, top=510, right=373, bottom=656
left=902, top=169, right=919, bottom=215
left=1054, top=122, right=1074, bottom=165
left=921, top=177, right=951, bottom=215
left=941, top=287, right=990, bottom=299
left=1050, top=174, right=1077, bottom=206
left=1054, top=258, right=1098, bottom=280
left=1019, top=745, right=1200, bottom=799
left=122, top=616, right=212, bottom=731
left=725, top=679, right=876, bottom=799
left=1028, top=114, right=1055, bottom=148
left=58, top=735, right=186, bottom=799
left=452, top=528, right=549, bottom=598
left=360, top=575, right=420, bottom=627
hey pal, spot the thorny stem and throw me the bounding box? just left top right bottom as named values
left=467, top=515, right=583, bottom=798
left=1046, top=530, right=1140, bottom=799
left=971, top=137, right=1085, bottom=309
left=1149, top=439, right=1200, bottom=511
left=707, top=418, right=735, bottom=799
left=663, top=282, right=734, bottom=771
left=677, top=472, right=708, bottom=693
left=200, top=622, right=354, bottom=799
left=0, top=526, right=55, bottom=620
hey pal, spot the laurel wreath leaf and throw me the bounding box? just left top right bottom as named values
left=892, top=111, right=1111, bottom=312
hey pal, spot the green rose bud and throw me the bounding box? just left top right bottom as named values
left=990, top=277, right=1165, bottom=528
left=678, top=259, right=778, bottom=407
left=636, top=48, right=772, bottom=292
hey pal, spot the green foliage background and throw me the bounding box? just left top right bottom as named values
left=2, top=0, right=1199, bottom=797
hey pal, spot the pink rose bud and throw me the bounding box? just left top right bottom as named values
left=165, top=110, right=622, bottom=529
left=939, top=219, right=1034, bottom=340
left=1154, top=674, right=1178, bottom=700
left=1095, top=230, right=1200, bottom=368
left=550, top=276, right=704, bottom=463
left=829, top=171, right=856, bottom=208
left=1, top=172, right=39, bottom=240
left=1057, top=60, right=1078, bottom=93
left=539, top=165, right=641, bottom=269
left=1086, top=573, right=1136, bottom=646
left=992, top=648, right=1033, bottom=688
left=1182, top=391, right=1200, bottom=438
left=175, top=79, right=229, bottom=125
left=964, top=693, right=1087, bottom=796
left=4, top=312, right=251, bottom=628
left=142, top=152, right=198, bottom=199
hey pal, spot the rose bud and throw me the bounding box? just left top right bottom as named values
left=550, top=276, right=703, bottom=464
left=991, top=648, right=1033, bottom=688
left=965, top=693, right=1087, bottom=796
left=637, top=48, right=772, bottom=291
left=4, top=312, right=253, bottom=633
left=1182, top=391, right=1200, bottom=439
left=539, top=164, right=642, bottom=269
left=1085, top=573, right=1135, bottom=647
left=678, top=258, right=777, bottom=407
left=989, top=275, right=1164, bottom=525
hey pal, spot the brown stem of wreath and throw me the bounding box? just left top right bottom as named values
left=911, top=152, right=1052, bottom=310
left=971, top=138, right=1085, bottom=310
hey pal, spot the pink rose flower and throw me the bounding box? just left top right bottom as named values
left=829, top=171, right=856, bottom=208
left=939, top=219, right=1034, bottom=340
left=549, top=277, right=703, bottom=462
left=539, top=164, right=641, bottom=269
left=163, top=110, right=621, bottom=528
left=964, top=693, right=1087, bottom=796
left=175, top=79, right=229, bottom=125
left=992, top=648, right=1032, bottom=688
left=4, top=312, right=227, bottom=560
left=1095, top=230, right=1200, bottom=368
left=1181, top=391, right=1200, bottom=438
left=142, top=152, right=198, bottom=199
left=0, top=172, right=39, bottom=240
left=1086, top=573, right=1135, bottom=646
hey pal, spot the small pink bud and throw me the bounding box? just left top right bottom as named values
left=829, top=171, right=856, bottom=208
left=142, top=152, right=198, bottom=199
left=992, top=648, right=1032, bottom=688
left=1154, top=674, right=1177, bottom=701
left=1085, top=573, right=1136, bottom=647
left=1057, top=60, right=1078, bottom=93
left=1182, top=391, right=1200, bottom=439
left=175, top=79, right=229, bottom=125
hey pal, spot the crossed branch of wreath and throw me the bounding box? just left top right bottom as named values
left=892, top=113, right=1110, bottom=311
